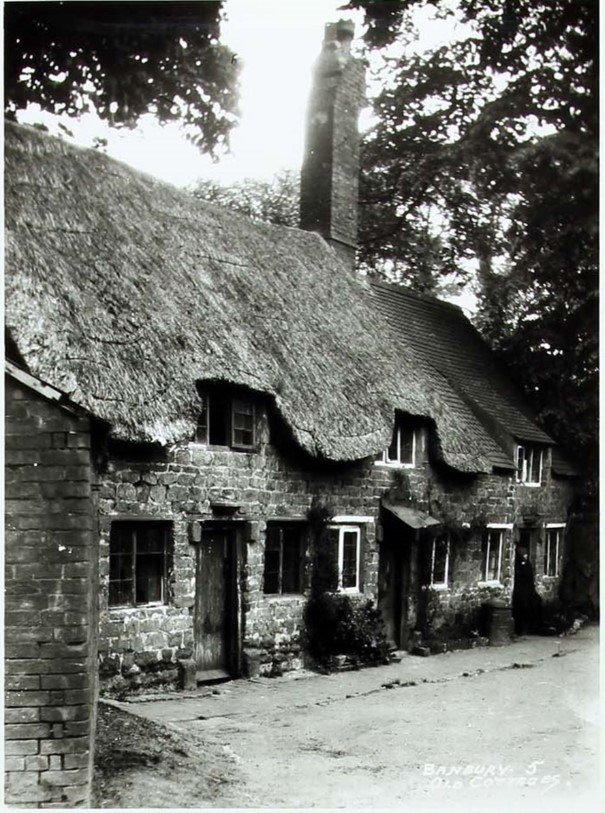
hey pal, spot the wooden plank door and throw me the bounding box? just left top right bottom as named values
left=398, top=541, right=412, bottom=648
left=378, top=542, right=399, bottom=647
left=194, top=527, right=235, bottom=675
left=378, top=514, right=412, bottom=649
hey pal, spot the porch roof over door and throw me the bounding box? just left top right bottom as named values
left=382, top=498, right=441, bottom=530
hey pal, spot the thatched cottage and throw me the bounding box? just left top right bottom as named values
left=5, top=17, right=577, bottom=736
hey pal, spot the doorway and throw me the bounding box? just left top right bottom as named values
left=513, top=526, right=542, bottom=635
left=517, top=526, right=538, bottom=563
left=193, top=523, right=240, bottom=679
left=378, top=510, right=413, bottom=649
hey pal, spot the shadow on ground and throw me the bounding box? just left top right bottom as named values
left=93, top=703, right=240, bottom=808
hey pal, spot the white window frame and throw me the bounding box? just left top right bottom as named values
left=544, top=523, right=565, bottom=578
left=328, top=524, right=361, bottom=594
left=430, top=533, right=450, bottom=589
left=377, top=425, right=417, bottom=467
left=480, top=524, right=509, bottom=585
left=516, top=444, right=544, bottom=486
left=332, top=515, right=374, bottom=523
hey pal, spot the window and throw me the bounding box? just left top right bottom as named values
left=379, top=422, right=416, bottom=466
left=263, top=523, right=305, bottom=594
left=196, top=386, right=257, bottom=450
left=430, top=533, right=450, bottom=587
left=232, top=398, right=255, bottom=448
left=545, top=527, right=563, bottom=577
left=109, top=521, right=172, bottom=607
left=516, top=445, right=544, bottom=485
left=325, top=525, right=361, bottom=592
left=481, top=529, right=504, bottom=582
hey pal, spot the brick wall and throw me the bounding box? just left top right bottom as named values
left=300, top=33, right=365, bottom=267
left=329, top=57, right=365, bottom=250
left=96, top=404, right=574, bottom=687
left=4, top=375, right=97, bottom=808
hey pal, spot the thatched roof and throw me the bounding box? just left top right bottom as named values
left=6, top=121, right=515, bottom=472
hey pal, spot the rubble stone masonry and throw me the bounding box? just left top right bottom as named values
left=96, top=404, right=574, bottom=687
left=4, top=376, right=97, bottom=808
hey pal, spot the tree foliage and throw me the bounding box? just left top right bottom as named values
left=345, top=0, right=598, bottom=489
left=5, top=1, right=240, bottom=155
left=192, top=170, right=300, bottom=227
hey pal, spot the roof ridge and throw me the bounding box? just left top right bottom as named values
left=4, top=119, right=327, bottom=248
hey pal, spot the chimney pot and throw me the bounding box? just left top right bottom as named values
left=324, top=19, right=355, bottom=42
left=335, top=19, right=355, bottom=43
left=323, top=19, right=355, bottom=57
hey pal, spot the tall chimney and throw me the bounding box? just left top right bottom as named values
left=300, top=20, right=365, bottom=270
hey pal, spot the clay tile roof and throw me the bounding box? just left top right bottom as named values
left=370, top=280, right=557, bottom=469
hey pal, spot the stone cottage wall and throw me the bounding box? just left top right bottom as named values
left=97, top=406, right=380, bottom=686
left=4, top=376, right=97, bottom=808
left=373, top=427, right=574, bottom=633
left=96, top=408, right=574, bottom=687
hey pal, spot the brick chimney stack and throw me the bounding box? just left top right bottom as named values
left=300, top=20, right=365, bottom=270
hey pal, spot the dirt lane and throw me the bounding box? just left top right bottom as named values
left=102, top=627, right=601, bottom=810
left=176, top=649, right=599, bottom=809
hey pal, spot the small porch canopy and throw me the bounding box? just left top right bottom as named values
left=381, top=498, right=441, bottom=530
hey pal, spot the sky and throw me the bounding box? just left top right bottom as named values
left=15, top=0, right=477, bottom=311
left=19, top=0, right=364, bottom=187
left=17, top=0, right=468, bottom=188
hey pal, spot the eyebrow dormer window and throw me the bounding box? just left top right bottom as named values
left=232, top=398, right=255, bottom=448
left=196, top=386, right=257, bottom=450
left=379, top=422, right=416, bottom=467
left=516, top=445, right=544, bottom=485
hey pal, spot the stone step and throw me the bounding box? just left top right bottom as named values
left=195, top=668, right=231, bottom=685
